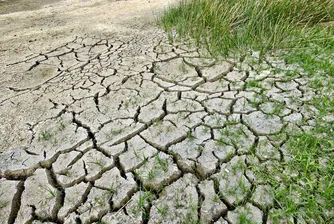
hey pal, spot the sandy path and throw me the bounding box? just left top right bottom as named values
left=0, top=0, right=64, bottom=14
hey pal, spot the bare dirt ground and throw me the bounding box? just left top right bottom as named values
left=0, top=0, right=64, bottom=14
left=0, top=0, right=327, bottom=223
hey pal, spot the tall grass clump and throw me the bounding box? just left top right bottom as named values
left=159, top=0, right=334, bottom=56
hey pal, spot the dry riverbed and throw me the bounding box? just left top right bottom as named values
left=1, top=0, right=332, bottom=223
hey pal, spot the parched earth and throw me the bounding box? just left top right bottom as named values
left=0, top=0, right=326, bottom=224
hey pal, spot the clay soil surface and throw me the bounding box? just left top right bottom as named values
left=0, top=0, right=330, bottom=223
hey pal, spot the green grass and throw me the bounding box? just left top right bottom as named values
left=159, top=0, right=333, bottom=56
left=160, top=1, right=334, bottom=222
left=38, top=130, right=52, bottom=141
left=256, top=122, right=334, bottom=222
left=251, top=94, right=334, bottom=223
left=281, top=27, right=334, bottom=77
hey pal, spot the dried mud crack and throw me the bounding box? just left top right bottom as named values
left=0, top=13, right=331, bottom=224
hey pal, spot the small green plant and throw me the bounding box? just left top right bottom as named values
left=45, top=187, right=56, bottom=199
left=38, top=130, right=52, bottom=141
left=179, top=61, right=189, bottom=74
left=147, top=169, right=155, bottom=180
left=196, top=145, right=203, bottom=153
left=155, top=156, right=169, bottom=172
left=155, top=204, right=169, bottom=217
left=87, top=159, right=105, bottom=168
left=246, top=80, right=262, bottom=88
left=59, top=122, right=66, bottom=131
left=130, top=191, right=152, bottom=216
left=187, top=130, right=196, bottom=141
left=213, top=191, right=223, bottom=202
left=94, top=195, right=106, bottom=207
left=110, top=129, right=122, bottom=136
left=0, top=200, right=9, bottom=209
left=237, top=213, right=256, bottom=224
left=107, top=184, right=117, bottom=195
left=106, top=129, right=123, bottom=140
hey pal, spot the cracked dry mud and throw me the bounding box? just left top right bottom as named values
left=0, top=0, right=328, bottom=224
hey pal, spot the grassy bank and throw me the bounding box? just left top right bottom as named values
left=159, top=0, right=333, bottom=56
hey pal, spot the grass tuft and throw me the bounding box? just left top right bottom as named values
left=159, top=0, right=334, bottom=56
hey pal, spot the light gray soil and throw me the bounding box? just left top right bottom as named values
left=0, top=0, right=328, bottom=223
left=0, top=0, right=64, bottom=14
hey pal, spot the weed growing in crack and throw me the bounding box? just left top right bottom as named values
left=203, top=125, right=210, bottom=133
left=45, top=187, right=56, bottom=200
left=196, top=145, right=203, bottom=153
left=213, top=191, right=223, bottom=203
left=154, top=120, right=163, bottom=127
left=147, top=169, right=155, bottom=180
left=133, top=150, right=146, bottom=163
left=155, top=204, right=169, bottom=217
left=179, top=61, right=189, bottom=74
left=97, top=218, right=105, bottom=224
left=106, top=129, right=122, bottom=140
left=59, top=122, right=66, bottom=131
left=270, top=102, right=286, bottom=116
left=231, top=160, right=246, bottom=175
left=183, top=201, right=199, bottom=224
left=238, top=213, right=257, bottom=224
left=187, top=130, right=196, bottom=141
left=94, top=195, right=106, bottom=207
left=155, top=155, right=169, bottom=172
left=130, top=191, right=152, bottom=218
left=87, top=158, right=105, bottom=168
left=216, top=137, right=229, bottom=147
left=0, top=200, right=9, bottom=209
left=38, top=130, right=52, bottom=141
left=51, top=138, right=58, bottom=147
left=107, top=183, right=117, bottom=195
left=226, top=117, right=239, bottom=125
left=124, top=100, right=130, bottom=109
left=248, top=98, right=262, bottom=108
left=246, top=80, right=262, bottom=89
